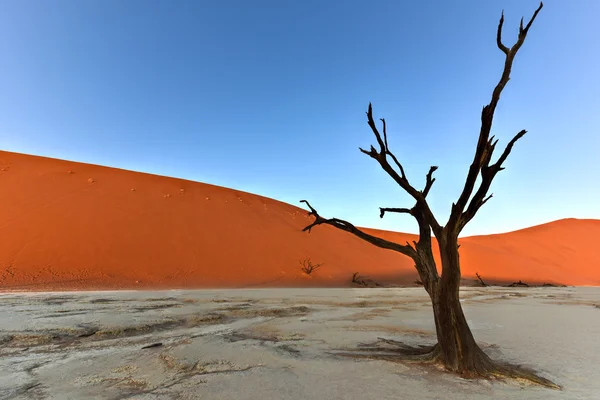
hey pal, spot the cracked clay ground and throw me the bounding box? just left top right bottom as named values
left=1, top=287, right=599, bottom=399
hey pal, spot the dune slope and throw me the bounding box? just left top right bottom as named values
left=1, top=151, right=598, bottom=290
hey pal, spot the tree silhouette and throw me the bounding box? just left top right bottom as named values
left=301, top=2, right=558, bottom=388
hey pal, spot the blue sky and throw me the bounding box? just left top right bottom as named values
left=1, top=0, right=598, bottom=236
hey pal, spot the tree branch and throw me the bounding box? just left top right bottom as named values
left=496, top=11, right=510, bottom=55
left=364, top=104, right=409, bottom=180
left=522, top=2, right=544, bottom=35
left=360, top=104, right=443, bottom=237
left=300, top=200, right=417, bottom=258
left=448, top=2, right=543, bottom=232
left=460, top=129, right=527, bottom=230
left=492, top=129, right=527, bottom=171
left=380, top=118, right=389, bottom=151
left=422, top=166, right=438, bottom=198
left=365, top=103, right=387, bottom=153
left=379, top=207, right=414, bottom=218
left=378, top=203, right=439, bottom=285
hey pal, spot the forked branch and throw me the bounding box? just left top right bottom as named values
left=300, top=200, right=417, bottom=258
left=449, top=2, right=543, bottom=231
left=460, top=129, right=527, bottom=229
left=360, top=104, right=442, bottom=237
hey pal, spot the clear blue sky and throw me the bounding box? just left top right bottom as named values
left=1, top=0, right=598, bottom=236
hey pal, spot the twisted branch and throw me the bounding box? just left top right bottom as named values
left=300, top=200, right=417, bottom=258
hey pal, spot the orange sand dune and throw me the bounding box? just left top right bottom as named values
left=1, top=150, right=598, bottom=291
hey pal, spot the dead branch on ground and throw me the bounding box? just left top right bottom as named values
left=475, top=272, right=488, bottom=287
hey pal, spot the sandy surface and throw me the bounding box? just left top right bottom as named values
left=1, top=287, right=599, bottom=399
left=1, top=150, right=599, bottom=290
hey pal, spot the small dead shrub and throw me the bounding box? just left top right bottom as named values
left=300, top=258, right=323, bottom=275
left=475, top=272, right=488, bottom=287
left=352, top=272, right=382, bottom=287
left=507, top=280, right=529, bottom=287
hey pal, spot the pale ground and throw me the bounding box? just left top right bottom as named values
left=1, top=287, right=599, bottom=400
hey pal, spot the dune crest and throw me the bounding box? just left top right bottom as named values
left=1, top=151, right=598, bottom=290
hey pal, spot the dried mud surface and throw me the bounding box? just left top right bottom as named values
left=1, top=287, right=599, bottom=399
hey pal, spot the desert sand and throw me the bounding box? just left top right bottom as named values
left=1, top=287, right=599, bottom=399
left=1, top=150, right=599, bottom=290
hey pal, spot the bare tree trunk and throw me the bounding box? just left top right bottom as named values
left=430, top=286, right=492, bottom=374
left=410, top=232, right=491, bottom=374
left=300, top=4, right=559, bottom=387
left=430, top=258, right=492, bottom=374
left=415, top=239, right=493, bottom=375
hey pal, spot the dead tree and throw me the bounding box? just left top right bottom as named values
left=351, top=272, right=382, bottom=287
left=301, top=3, right=557, bottom=388
left=300, top=258, right=322, bottom=275
left=475, top=272, right=488, bottom=287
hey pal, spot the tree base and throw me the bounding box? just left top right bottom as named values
left=329, top=337, right=560, bottom=390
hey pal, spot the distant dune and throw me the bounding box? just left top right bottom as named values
left=1, top=150, right=598, bottom=291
